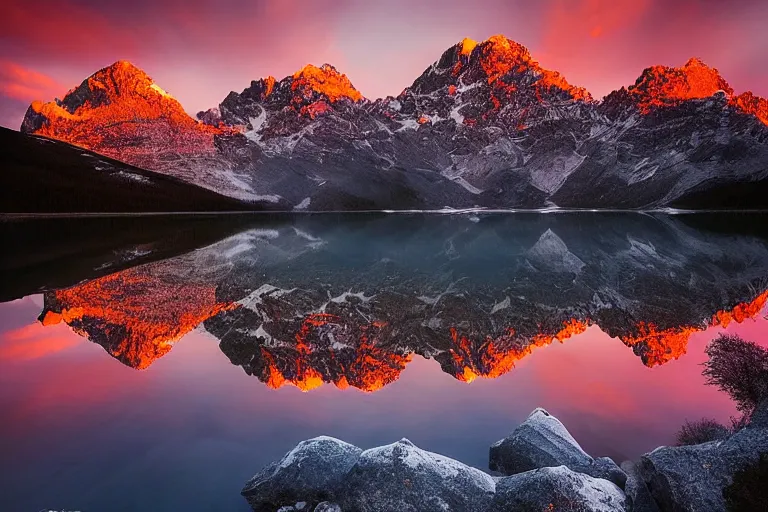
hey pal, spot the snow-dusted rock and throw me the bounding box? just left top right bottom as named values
left=639, top=425, right=768, bottom=512
left=241, top=436, right=362, bottom=512
left=489, top=408, right=626, bottom=488
left=313, top=503, right=341, bottom=512
left=338, top=438, right=496, bottom=512
left=491, top=465, right=628, bottom=511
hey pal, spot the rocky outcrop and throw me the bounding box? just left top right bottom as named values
left=242, top=437, right=494, bottom=512
left=339, top=439, right=496, bottom=511
left=638, top=424, right=768, bottom=512
left=240, top=406, right=768, bottom=511
left=621, top=461, right=661, bottom=512
left=489, top=408, right=627, bottom=488
left=491, top=466, right=627, bottom=512
left=241, top=436, right=362, bottom=512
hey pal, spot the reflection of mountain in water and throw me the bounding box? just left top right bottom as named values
left=37, top=214, right=768, bottom=389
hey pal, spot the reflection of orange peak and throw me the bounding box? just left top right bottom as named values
left=449, top=319, right=589, bottom=383
left=261, top=315, right=410, bottom=393
left=291, top=63, right=363, bottom=103
left=712, top=290, right=768, bottom=328
left=39, top=269, right=235, bottom=369
left=623, top=290, right=768, bottom=367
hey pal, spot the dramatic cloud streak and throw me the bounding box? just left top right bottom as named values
left=0, top=0, right=765, bottom=128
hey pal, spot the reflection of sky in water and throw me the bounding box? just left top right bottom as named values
left=1, top=294, right=766, bottom=512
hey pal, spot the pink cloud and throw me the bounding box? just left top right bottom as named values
left=0, top=60, right=64, bottom=102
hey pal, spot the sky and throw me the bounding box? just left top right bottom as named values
left=1, top=0, right=767, bottom=129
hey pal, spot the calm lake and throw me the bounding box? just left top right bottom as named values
left=1, top=212, right=767, bottom=511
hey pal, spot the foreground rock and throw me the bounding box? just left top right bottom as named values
left=241, top=436, right=361, bottom=511
left=244, top=437, right=494, bottom=512
left=492, top=465, right=627, bottom=512
left=489, top=408, right=627, bottom=488
left=639, top=424, right=768, bottom=512
left=339, top=439, right=496, bottom=511
left=621, top=461, right=661, bottom=512
left=241, top=406, right=767, bottom=511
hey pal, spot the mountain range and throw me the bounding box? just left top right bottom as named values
left=18, top=35, right=768, bottom=210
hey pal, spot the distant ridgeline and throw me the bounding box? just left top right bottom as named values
left=19, top=35, right=768, bottom=211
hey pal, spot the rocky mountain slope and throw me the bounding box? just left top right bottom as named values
left=0, top=127, right=255, bottom=213
left=20, top=36, right=768, bottom=210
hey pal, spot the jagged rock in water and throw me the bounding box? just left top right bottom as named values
left=241, top=436, right=361, bottom=512
left=638, top=424, right=768, bottom=512
left=489, top=408, right=627, bottom=488
left=491, top=465, right=628, bottom=512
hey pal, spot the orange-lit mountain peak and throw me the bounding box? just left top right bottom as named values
left=460, top=35, right=591, bottom=103
left=291, top=63, right=363, bottom=103
left=21, top=60, right=229, bottom=170
left=263, top=75, right=277, bottom=97
left=733, top=91, right=768, bottom=126
left=477, top=35, right=534, bottom=83
left=458, top=37, right=478, bottom=56
left=627, top=58, right=734, bottom=113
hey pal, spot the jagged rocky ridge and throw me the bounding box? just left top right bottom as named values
left=239, top=406, right=768, bottom=511
left=34, top=213, right=768, bottom=389
left=21, top=36, right=768, bottom=210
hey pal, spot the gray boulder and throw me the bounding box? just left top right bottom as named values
left=639, top=425, right=768, bottom=511
left=620, top=461, right=660, bottom=512
left=490, top=408, right=627, bottom=488
left=242, top=436, right=362, bottom=512
left=491, top=465, right=628, bottom=512
left=339, top=438, right=496, bottom=512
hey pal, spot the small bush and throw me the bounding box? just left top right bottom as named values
left=723, top=453, right=768, bottom=512
left=675, top=418, right=730, bottom=446
left=703, top=334, right=768, bottom=418
left=729, top=414, right=750, bottom=433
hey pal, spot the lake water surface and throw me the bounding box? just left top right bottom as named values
left=1, top=213, right=767, bottom=511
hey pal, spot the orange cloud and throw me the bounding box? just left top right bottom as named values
left=0, top=60, right=64, bottom=102
left=0, top=322, right=80, bottom=361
